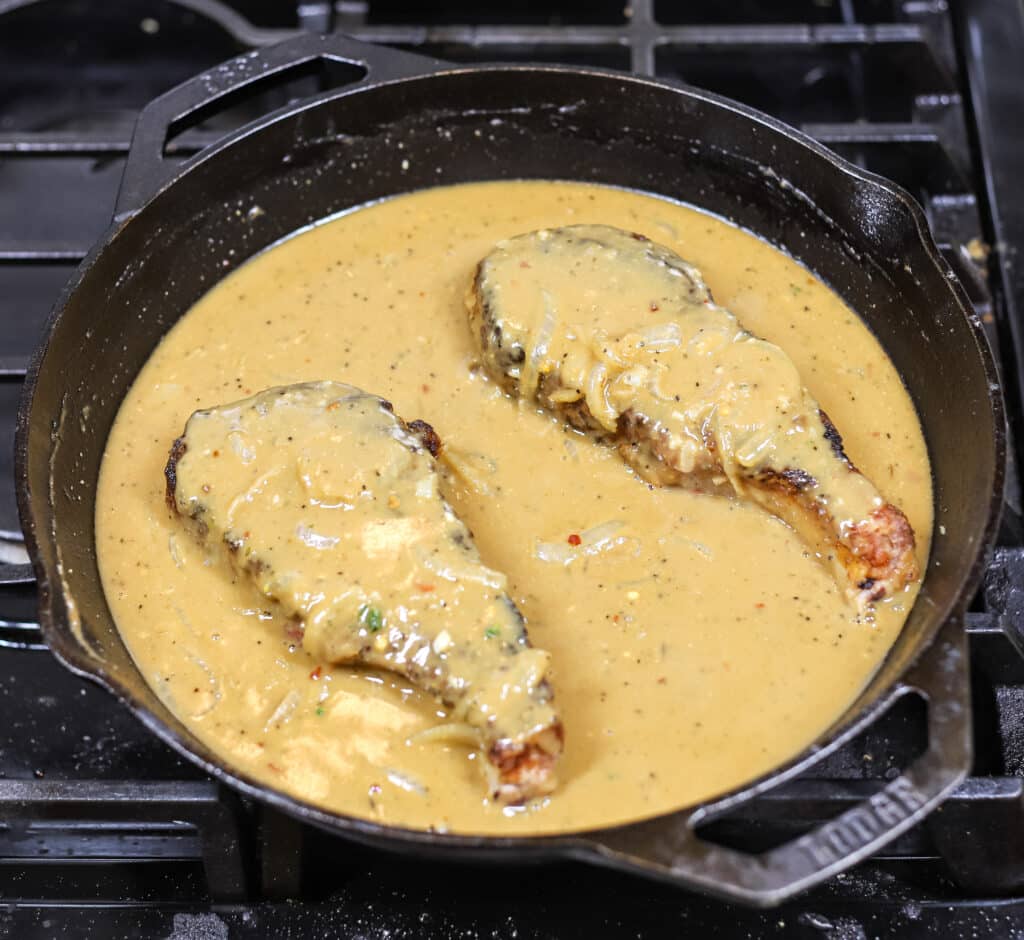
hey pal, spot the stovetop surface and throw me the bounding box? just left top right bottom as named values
left=3, top=1, right=1024, bottom=936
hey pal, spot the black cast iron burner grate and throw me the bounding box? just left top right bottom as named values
left=1, top=0, right=1023, bottom=934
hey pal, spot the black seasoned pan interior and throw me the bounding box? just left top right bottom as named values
left=15, top=36, right=1004, bottom=905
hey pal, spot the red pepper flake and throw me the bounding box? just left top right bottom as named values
left=267, top=763, right=283, bottom=774
left=754, top=602, right=766, bottom=609
left=422, top=384, right=430, bottom=393
left=309, top=666, right=322, bottom=680
left=657, top=676, right=667, bottom=685
left=649, top=301, right=659, bottom=311
left=212, top=450, right=220, bottom=457
left=519, top=260, right=531, bottom=269
left=612, top=614, right=620, bottom=623
left=567, top=533, right=582, bottom=546
left=416, top=583, right=435, bottom=593
left=284, top=621, right=304, bottom=641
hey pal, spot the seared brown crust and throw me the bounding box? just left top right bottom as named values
left=406, top=418, right=442, bottom=458
left=845, top=505, right=919, bottom=602
left=819, top=409, right=849, bottom=462
left=755, top=466, right=818, bottom=493
left=488, top=720, right=565, bottom=803
left=164, top=437, right=187, bottom=512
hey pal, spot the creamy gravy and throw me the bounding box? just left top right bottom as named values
left=96, top=181, right=932, bottom=834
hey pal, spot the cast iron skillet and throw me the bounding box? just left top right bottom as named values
left=15, top=33, right=1005, bottom=906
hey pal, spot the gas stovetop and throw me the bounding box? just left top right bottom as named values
left=3, top=1, right=1024, bottom=936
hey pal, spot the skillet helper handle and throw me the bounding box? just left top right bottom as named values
left=114, top=34, right=446, bottom=219
left=585, top=614, right=971, bottom=906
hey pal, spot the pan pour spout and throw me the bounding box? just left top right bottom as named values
left=466, top=224, right=919, bottom=612
left=165, top=381, right=563, bottom=802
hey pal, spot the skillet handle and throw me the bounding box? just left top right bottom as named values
left=114, top=34, right=447, bottom=220
left=579, top=613, right=971, bottom=906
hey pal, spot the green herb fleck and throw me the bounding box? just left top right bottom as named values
left=316, top=706, right=325, bottom=716
left=484, top=625, right=501, bottom=639
left=358, top=604, right=384, bottom=632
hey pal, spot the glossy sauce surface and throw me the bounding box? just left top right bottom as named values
left=96, top=181, right=932, bottom=834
